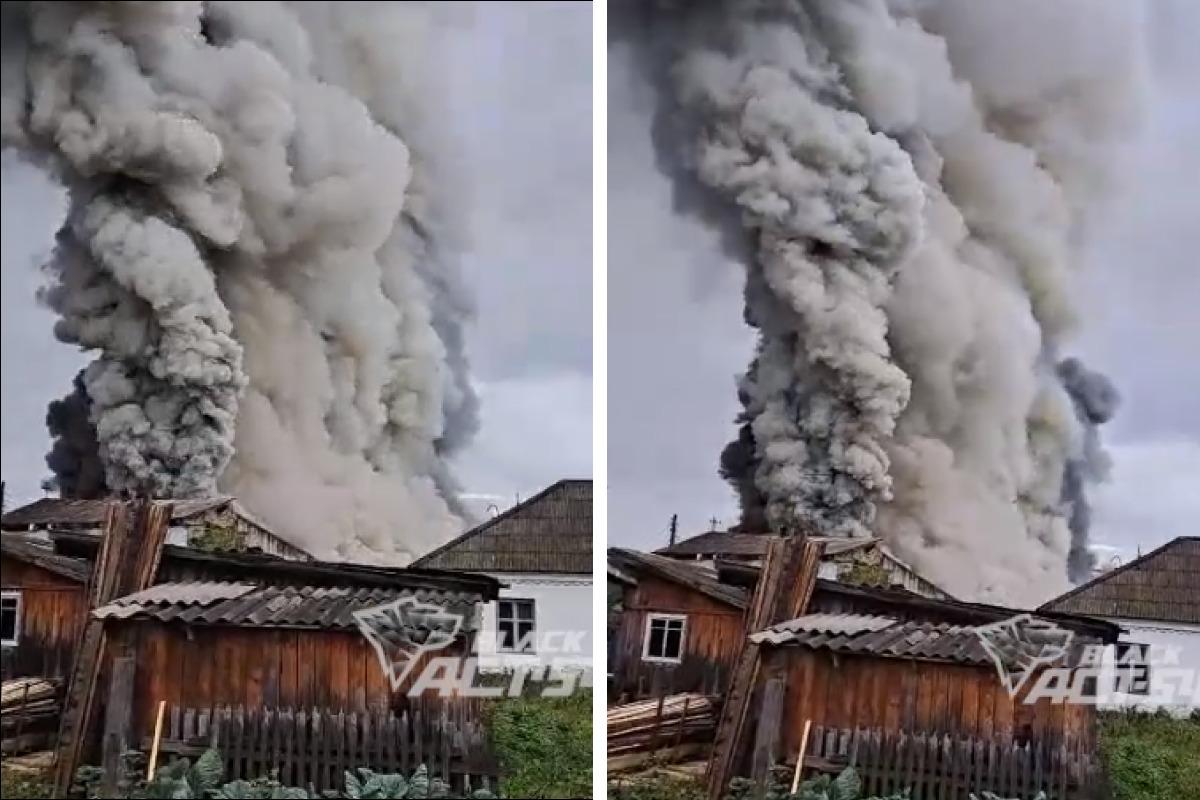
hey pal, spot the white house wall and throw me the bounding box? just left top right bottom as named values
left=475, top=573, right=593, bottom=672
left=1094, top=617, right=1200, bottom=713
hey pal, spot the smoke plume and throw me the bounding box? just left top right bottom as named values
left=616, top=0, right=1144, bottom=601
left=2, top=1, right=479, bottom=562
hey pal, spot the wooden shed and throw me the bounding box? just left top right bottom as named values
left=608, top=548, right=748, bottom=699
left=1, top=534, right=89, bottom=680
left=90, top=570, right=499, bottom=739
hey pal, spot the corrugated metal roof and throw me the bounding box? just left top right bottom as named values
left=0, top=533, right=90, bottom=583
left=1040, top=537, right=1200, bottom=625
left=93, top=581, right=482, bottom=632
left=608, top=548, right=748, bottom=609
left=751, top=612, right=1085, bottom=669
left=413, top=480, right=591, bottom=574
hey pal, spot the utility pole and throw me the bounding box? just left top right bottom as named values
left=668, top=514, right=678, bottom=547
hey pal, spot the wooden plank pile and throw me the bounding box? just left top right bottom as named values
left=1, top=677, right=62, bottom=754
left=608, top=692, right=718, bottom=764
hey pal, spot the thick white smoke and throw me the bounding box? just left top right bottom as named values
left=2, top=1, right=479, bottom=562
left=617, top=0, right=1145, bottom=602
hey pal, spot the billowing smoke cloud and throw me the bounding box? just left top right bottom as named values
left=2, top=1, right=479, bottom=562
left=616, top=0, right=1144, bottom=601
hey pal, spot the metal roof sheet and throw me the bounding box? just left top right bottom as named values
left=93, top=580, right=484, bottom=632
left=750, top=612, right=1086, bottom=669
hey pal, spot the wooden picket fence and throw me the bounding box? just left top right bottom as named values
left=143, top=703, right=501, bottom=795
left=800, top=725, right=1106, bottom=800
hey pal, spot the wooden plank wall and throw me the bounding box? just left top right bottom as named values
left=610, top=575, right=744, bottom=698
left=121, top=622, right=472, bottom=739
left=0, top=557, right=86, bottom=680
left=772, top=648, right=1096, bottom=756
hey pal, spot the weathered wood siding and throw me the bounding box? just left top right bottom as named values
left=110, top=621, right=472, bottom=740
left=0, top=556, right=86, bottom=680
left=611, top=574, right=744, bottom=697
left=767, top=647, right=1096, bottom=757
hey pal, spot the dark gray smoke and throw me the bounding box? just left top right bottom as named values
left=1057, top=357, right=1120, bottom=582
left=3, top=1, right=482, bottom=562
left=614, top=0, right=1145, bottom=601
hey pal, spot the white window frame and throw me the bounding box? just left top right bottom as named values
left=496, top=598, right=537, bottom=654
left=1, top=590, right=21, bottom=647
left=642, top=613, right=687, bottom=663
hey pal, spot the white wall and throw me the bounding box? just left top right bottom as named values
left=1095, top=618, right=1200, bottom=713
left=475, top=572, right=592, bottom=672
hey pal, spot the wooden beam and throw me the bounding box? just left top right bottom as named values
left=52, top=499, right=172, bottom=794
left=99, top=655, right=136, bottom=798
left=705, top=535, right=823, bottom=800
left=749, top=675, right=786, bottom=797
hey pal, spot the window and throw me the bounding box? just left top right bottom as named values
left=642, top=614, right=686, bottom=662
left=1, top=591, right=20, bottom=647
left=1113, top=642, right=1151, bottom=695
left=497, top=599, right=536, bottom=653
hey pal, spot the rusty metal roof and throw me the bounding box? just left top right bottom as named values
left=608, top=548, right=748, bottom=609
left=1, top=533, right=90, bottom=583
left=750, top=612, right=1089, bottom=669
left=93, top=581, right=482, bottom=632
left=412, top=480, right=592, bottom=574
left=1040, top=537, right=1200, bottom=625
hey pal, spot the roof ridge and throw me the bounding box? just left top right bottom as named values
left=1039, top=535, right=1195, bottom=611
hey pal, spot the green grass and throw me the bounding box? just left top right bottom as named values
left=608, top=769, right=703, bottom=800
left=489, top=689, right=593, bottom=798
left=1098, top=710, right=1200, bottom=800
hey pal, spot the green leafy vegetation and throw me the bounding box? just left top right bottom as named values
left=1, top=764, right=53, bottom=799
left=608, top=766, right=1047, bottom=800
left=70, top=750, right=496, bottom=799
left=1098, top=709, right=1200, bottom=800
left=489, top=689, right=592, bottom=798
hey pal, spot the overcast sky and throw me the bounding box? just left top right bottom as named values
left=0, top=2, right=592, bottom=516
left=609, top=0, right=1200, bottom=564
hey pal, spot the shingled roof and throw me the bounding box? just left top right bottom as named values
left=608, top=547, right=748, bottom=609
left=411, top=479, right=591, bottom=574
left=1, top=533, right=90, bottom=583
left=2, top=496, right=249, bottom=528
left=1040, top=537, right=1200, bottom=625
left=655, top=530, right=877, bottom=558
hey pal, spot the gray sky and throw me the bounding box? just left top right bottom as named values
left=608, top=1, right=1200, bottom=564
left=0, top=2, right=592, bottom=515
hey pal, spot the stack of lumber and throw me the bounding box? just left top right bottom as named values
left=607, top=693, right=717, bottom=757
left=1, top=678, right=61, bottom=728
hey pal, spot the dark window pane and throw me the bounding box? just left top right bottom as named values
left=665, top=628, right=682, bottom=658
left=1, top=606, right=16, bottom=641
left=518, top=602, right=535, bottom=620
left=498, top=601, right=513, bottom=620
left=648, top=626, right=664, bottom=657
left=498, top=620, right=514, bottom=651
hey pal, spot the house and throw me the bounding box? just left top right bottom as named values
left=608, top=548, right=747, bottom=699
left=412, top=479, right=592, bottom=671
left=608, top=544, right=1121, bottom=705
left=1040, top=536, right=1200, bottom=712
left=655, top=530, right=952, bottom=600
left=2, top=496, right=312, bottom=562
left=1, top=534, right=89, bottom=680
